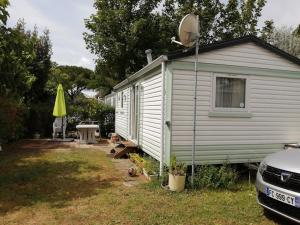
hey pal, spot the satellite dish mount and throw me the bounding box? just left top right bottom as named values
left=171, top=14, right=200, bottom=187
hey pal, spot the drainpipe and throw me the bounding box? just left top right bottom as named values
left=160, top=60, right=166, bottom=177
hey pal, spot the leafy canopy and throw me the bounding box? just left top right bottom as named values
left=84, top=0, right=268, bottom=94
left=47, top=65, right=95, bottom=103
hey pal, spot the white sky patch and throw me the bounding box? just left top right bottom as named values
left=7, top=0, right=96, bottom=70
left=78, top=57, right=93, bottom=68
left=82, top=89, right=98, bottom=98
left=259, top=0, right=300, bottom=28
left=7, top=0, right=65, bottom=32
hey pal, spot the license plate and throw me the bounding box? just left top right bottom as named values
left=265, top=187, right=300, bottom=207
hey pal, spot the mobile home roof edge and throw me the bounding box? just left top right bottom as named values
left=113, top=55, right=168, bottom=90
left=167, top=35, right=300, bottom=66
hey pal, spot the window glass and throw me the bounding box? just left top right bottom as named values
left=215, top=77, right=246, bottom=108
left=121, top=92, right=124, bottom=108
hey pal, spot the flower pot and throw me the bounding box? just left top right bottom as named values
left=143, top=168, right=158, bottom=181
left=168, top=173, right=186, bottom=192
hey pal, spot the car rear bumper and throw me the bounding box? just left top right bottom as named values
left=256, top=172, right=300, bottom=224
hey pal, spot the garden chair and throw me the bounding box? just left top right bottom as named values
left=52, top=117, right=67, bottom=139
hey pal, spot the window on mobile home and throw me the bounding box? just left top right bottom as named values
left=121, top=92, right=124, bottom=108
left=215, top=77, right=246, bottom=108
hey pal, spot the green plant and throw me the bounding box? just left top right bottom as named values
left=68, top=98, right=114, bottom=137
left=193, top=163, right=238, bottom=189
left=143, top=157, right=159, bottom=175
left=169, top=155, right=186, bottom=176
left=0, top=97, right=26, bottom=142
left=129, top=153, right=145, bottom=173
left=25, top=102, right=53, bottom=137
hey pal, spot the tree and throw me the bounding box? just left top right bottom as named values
left=0, top=1, right=35, bottom=141
left=84, top=0, right=163, bottom=94
left=260, top=20, right=274, bottom=41
left=47, top=65, right=95, bottom=103
left=0, top=0, right=9, bottom=26
left=263, top=26, right=300, bottom=58
left=84, top=0, right=269, bottom=94
left=26, top=27, right=52, bottom=103
left=0, top=8, right=36, bottom=99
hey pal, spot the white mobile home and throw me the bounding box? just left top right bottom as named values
left=104, top=92, right=116, bottom=108
left=113, top=35, right=300, bottom=168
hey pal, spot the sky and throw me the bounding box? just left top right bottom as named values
left=7, top=0, right=300, bottom=71
left=7, top=0, right=96, bottom=70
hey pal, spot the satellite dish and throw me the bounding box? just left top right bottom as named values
left=178, top=14, right=199, bottom=47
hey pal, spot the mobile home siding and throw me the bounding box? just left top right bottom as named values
left=104, top=93, right=116, bottom=107
left=181, top=42, right=300, bottom=72
left=140, top=73, right=162, bottom=160
left=115, top=88, right=130, bottom=139
left=171, top=68, right=300, bottom=164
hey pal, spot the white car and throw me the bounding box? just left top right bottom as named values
left=256, top=147, right=300, bottom=223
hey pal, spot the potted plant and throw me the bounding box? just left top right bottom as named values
left=143, top=157, right=159, bottom=181
left=168, top=155, right=186, bottom=192
left=129, top=153, right=145, bottom=173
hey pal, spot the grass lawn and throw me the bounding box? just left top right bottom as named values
left=0, top=141, right=286, bottom=225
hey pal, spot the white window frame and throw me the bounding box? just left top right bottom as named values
left=211, top=73, right=251, bottom=113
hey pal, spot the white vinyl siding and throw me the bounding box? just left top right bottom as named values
left=104, top=93, right=116, bottom=108
left=115, top=88, right=130, bottom=139
left=139, top=73, right=162, bottom=160
left=171, top=69, right=300, bottom=164
left=181, top=42, right=300, bottom=72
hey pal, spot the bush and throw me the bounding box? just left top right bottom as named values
left=193, top=164, right=238, bottom=189
left=0, top=97, right=26, bottom=142
left=129, top=153, right=145, bottom=173
left=93, top=103, right=115, bottom=137
left=25, top=102, right=54, bottom=138
left=143, top=156, right=159, bottom=175
left=68, top=98, right=114, bottom=137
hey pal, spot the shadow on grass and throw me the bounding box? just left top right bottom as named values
left=0, top=145, right=118, bottom=215
left=263, top=208, right=299, bottom=225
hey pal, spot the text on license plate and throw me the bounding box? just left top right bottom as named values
left=265, top=187, right=299, bottom=207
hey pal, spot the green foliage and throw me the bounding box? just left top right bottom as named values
left=193, top=164, right=238, bottom=189
left=143, top=156, right=159, bottom=175
left=0, top=16, right=53, bottom=140
left=262, top=26, right=300, bottom=58
left=0, top=0, right=9, bottom=26
left=260, top=20, right=274, bottom=41
left=68, top=98, right=114, bottom=137
left=129, top=153, right=145, bottom=173
left=84, top=0, right=165, bottom=95
left=85, top=0, right=269, bottom=93
left=0, top=97, right=26, bottom=142
left=25, top=102, right=54, bottom=137
left=169, top=155, right=186, bottom=176
left=25, top=25, right=52, bottom=103
left=47, top=65, right=95, bottom=103
left=129, top=153, right=159, bottom=175
left=93, top=101, right=115, bottom=137
left=0, top=22, right=36, bottom=97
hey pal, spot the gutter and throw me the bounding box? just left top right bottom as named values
left=113, top=55, right=168, bottom=90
